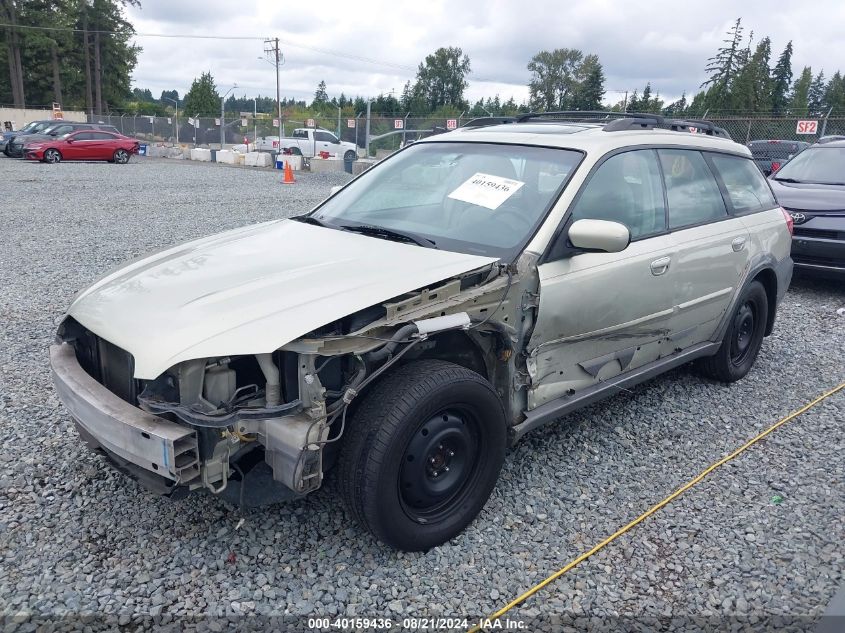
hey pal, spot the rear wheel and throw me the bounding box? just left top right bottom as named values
left=338, top=360, right=507, bottom=551
left=113, top=149, right=130, bottom=164
left=43, top=149, right=61, bottom=164
left=696, top=281, right=768, bottom=382
left=344, top=150, right=357, bottom=162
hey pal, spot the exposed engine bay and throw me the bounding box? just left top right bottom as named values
left=57, top=259, right=535, bottom=506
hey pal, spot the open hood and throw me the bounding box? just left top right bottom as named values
left=68, top=219, right=497, bottom=379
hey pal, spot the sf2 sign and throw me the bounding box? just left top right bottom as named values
left=796, top=120, right=818, bottom=134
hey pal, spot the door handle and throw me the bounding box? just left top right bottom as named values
left=650, top=256, right=671, bottom=276
left=731, top=236, right=747, bottom=252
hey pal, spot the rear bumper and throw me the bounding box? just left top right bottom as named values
left=50, top=343, right=200, bottom=487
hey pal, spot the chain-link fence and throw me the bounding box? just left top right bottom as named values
left=87, top=113, right=467, bottom=152
left=89, top=112, right=845, bottom=151
left=703, top=116, right=845, bottom=144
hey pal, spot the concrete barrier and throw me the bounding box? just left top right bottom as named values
left=352, top=159, right=378, bottom=175
left=375, top=149, right=394, bottom=160
left=190, top=148, right=211, bottom=162
left=216, top=150, right=236, bottom=164
left=309, top=158, right=346, bottom=173
left=245, top=152, right=272, bottom=167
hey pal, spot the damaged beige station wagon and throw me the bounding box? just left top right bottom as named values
left=51, top=112, right=793, bottom=551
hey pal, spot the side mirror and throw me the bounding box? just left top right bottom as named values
left=329, top=185, right=342, bottom=196
left=568, top=218, right=631, bottom=253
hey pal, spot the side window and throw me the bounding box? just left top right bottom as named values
left=658, top=149, right=727, bottom=229
left=570, top=150, right=666, bottom=240
left=708, top=153, right=777, bottom=214
left=91, top=132, right=115, bottom=140
left=315, top=131, right=337, bottom=143
left=73, top=132, right=95, bottom=140
left=51, top=125, right=73, bottom=136
left=292, top=129, right=308, bottom=139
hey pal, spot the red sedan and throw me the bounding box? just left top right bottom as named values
left=24, top=130, right=140, bottom=164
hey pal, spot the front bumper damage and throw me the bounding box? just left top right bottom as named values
left=50, top=343, right=200, bottom=491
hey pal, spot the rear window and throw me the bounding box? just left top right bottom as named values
left=708, top=154, right=777, bottom=214
left=292, top=129, right=308, bottom=139
left=658, top=149, right=728, bottom=229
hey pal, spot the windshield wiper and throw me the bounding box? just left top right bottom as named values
left=340, top=224, right=437, bottom=248
left=773, top=177, right=803, bottom=183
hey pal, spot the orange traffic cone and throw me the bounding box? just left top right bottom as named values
left=282, top=160, right=295, bottom=184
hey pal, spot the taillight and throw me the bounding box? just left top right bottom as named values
left=781, top=207, right=794, bottom=235
left=771, top=161, right=781, bottom=173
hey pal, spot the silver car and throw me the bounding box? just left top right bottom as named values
left=50, top=112, right=793, bottom=551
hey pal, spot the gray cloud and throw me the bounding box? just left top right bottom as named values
left=126, top=0, right=845, bottom=106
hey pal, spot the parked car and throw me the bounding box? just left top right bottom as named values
left=5, top=122, right=120, bottom=158
left=254, top=127, right=358, bottom=160
left=23, top=130, right=139, bottom=164
left=50, top=112, right=792, bottom=551
left=769, top=139, right=845, bottom=278
left=1, top=119, right=56, bottom=155
left=748, top=139, right=810, bottom=175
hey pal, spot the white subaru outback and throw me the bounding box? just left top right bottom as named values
left=51, top=112, right=793, bottom=551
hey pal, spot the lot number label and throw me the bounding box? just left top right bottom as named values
left=347, top=119, right=356, bottom=128
left=796, top=120, right=818, bottom=134
left=448, top=172, right=525, bottom=210
left=447, top=119, right=458, bottom=130
left=394, top=119, right=404, bottom=129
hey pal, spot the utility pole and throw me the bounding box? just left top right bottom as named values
left=365, top=99, right=372, bottom=158
left=264, top=38, right=283, bottom=143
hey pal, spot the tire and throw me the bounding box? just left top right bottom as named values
left=43, top=149, right=62, bottom=164
left=344, top=150, right=357, bottom=162
left=338, top=360, right=507, bottom=551
left=696, top=280, right=768, bottom=382
left=113, top=149, right=130, bottom=164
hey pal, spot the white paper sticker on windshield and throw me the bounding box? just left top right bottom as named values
left=447, top=172, right=525, bottom=210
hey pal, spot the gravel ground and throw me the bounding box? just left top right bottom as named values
left=0, top=156, right=843, bottom=631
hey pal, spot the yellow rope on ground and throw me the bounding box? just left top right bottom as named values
left=468, top=381, right=845, bottom=632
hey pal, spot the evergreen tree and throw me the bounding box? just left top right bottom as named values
left=808, top=70, right=826, bottom=115
left=182, top=71, right=220, bottom=117
left=313, top=80, right=328, bottom=106
left=770, top=41, right=793, bottom=115
left=663, top=92, right=687, bottom=116
left=824, top=72, right=845, bottom=114
left=571, top=54, right=605, bottom=110
left=700, top=18, right=745, bottom=110
left=790, top=66, right=812, bottom=116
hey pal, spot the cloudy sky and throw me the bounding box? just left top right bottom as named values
left=126, top=0, right=845, bottom=109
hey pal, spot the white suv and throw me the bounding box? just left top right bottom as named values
left=51, top=112, right=793, bottom=551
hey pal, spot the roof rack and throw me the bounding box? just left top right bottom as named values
left=510, top=110, right=731, bottom=139
left=462, top=116, right=518, bottom=128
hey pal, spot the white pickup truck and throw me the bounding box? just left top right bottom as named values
left=255, top=127, right=358, bottom=160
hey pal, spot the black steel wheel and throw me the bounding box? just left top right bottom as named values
left=696, top=280, right=769, bottom=382
left=344, top=150, right=357, bottom=162
left=338, top=360, right=506, bottom=551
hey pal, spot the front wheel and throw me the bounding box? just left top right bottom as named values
left=338, top=360, right=507, bottom=551
left=344, top=150, right=357, bottom=162
left=696, top=280, right=768, bottom=382
left=43, top=149, right=62, bottom=164
left=113, top=149, right=130, bottom=164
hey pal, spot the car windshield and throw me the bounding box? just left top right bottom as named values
left=774, top=147, right=845, bottom=185
left=312, top=142, right=583, bottom=259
